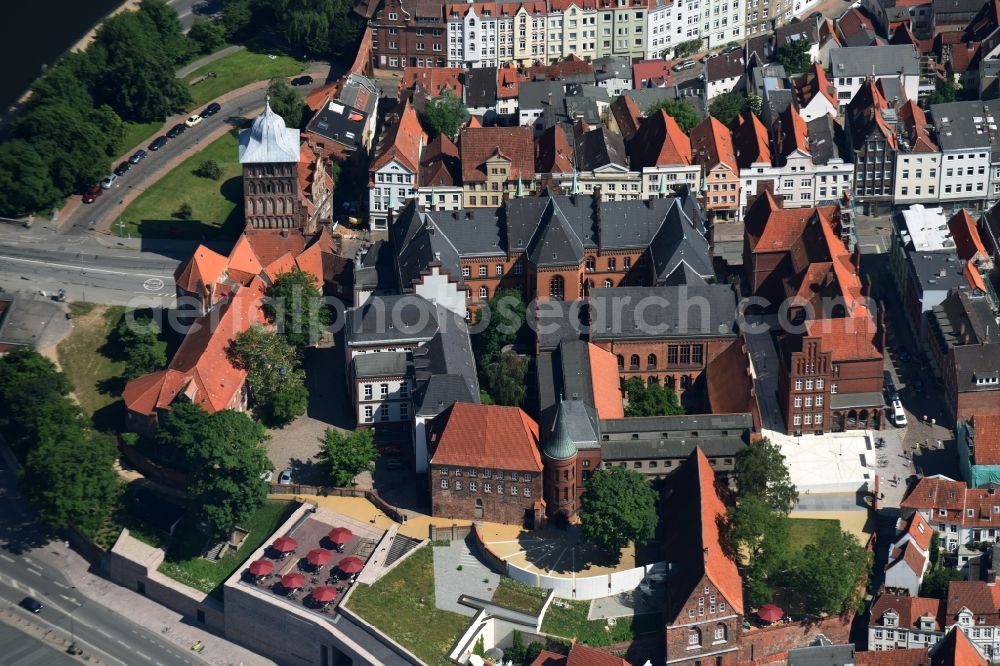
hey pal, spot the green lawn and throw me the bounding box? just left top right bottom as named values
left=158, top=500, right=295, bottom=598
left=788, top=518, right=840, bottom=553
left=491, top=577, right=548, bottom=615
left=540, top=599, right=660, bottom=646
left=117, top=131, right=243, bottom=239
left=184, top=49, right=306, bottom=108
left=118, top=120, right=164, bottom=155
left=347, top=546, right=468, bottom=666
left=57, top=305, right=126, bottom=422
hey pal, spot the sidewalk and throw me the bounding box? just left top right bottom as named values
left=177, top=46, right=244, bottom=79
left=32, top=541, right=275, bottom=666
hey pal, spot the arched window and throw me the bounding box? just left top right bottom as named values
left=688, top=627, right=701, bottom=647
left=248, top=182, right=256, bottom=194
left=680, top=375, right=691, bottom=389
left=647, top=353, right=657, bottom=369
left=479, top=286, right=488, bottom=300
left=714, top=623, right=727, bottom=642
left=604, top=279, right=613, bottom=288
left=630, top=354, right=640, bottom=369
left=648, top=376, right=658, bottom=386
left=549, top=275, right=565, bottom=300
left=585, top=256, right=595, bottom=271
left=617, top=354, right=624, bottom=369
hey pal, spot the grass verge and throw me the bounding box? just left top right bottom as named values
left=184, top=49, right=306, bottom=108
left=540, top=598, right=660, bottom=646
left=491, top=577, right=548, bottom=615
left=788, top=518, right=840, bottom=554
left=117, top=131, right=243, bottom=239
left=158, top=500, right=295, bottom=599
left=118, top=120, right=164, bottom=155
left=57, top=305, right=126, bottom=421
left=347, top=545, right=468, bottom=666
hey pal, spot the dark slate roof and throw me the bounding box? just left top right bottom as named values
left=412, top=311, right=480, bottom=416
left=574, top=127, right=628, bottom=171
left=593, top=56, right=632, bottom=83
left=623, top=88, right=708, bottom=120
left=787, top=644, right=856, bottom=666
left=526, top=197, right=587, bottom=267
left=354, top=240, right=400, bottom=292
left=588, top=285, right=738, bottom=340
left=907, top=250, right=969, bottom=294
left=764, top=89, right=795, bottom=124
left=599, top=413, right=752, bottom=459
left=464, top=67, right=498, bottom=108
left=518, top=80, right=569, bottom=109
left=932, top=0, right=985, bottom=16
left=807, top=114, right=850, bottom=166
left=346, top=294, right=440, bottom=345
left=533, top=298, right=589, bottom=353
left=830, top=44, right=920, bottom=77
left=601, top=435, right=747, bottom=460
left=953, top=344, right=1000, bottom=393
left=552, top=398, right=600, bottom=451
left=930, top=100, right=1000, bottom=151
left=354, top=350, right=408, bottom=377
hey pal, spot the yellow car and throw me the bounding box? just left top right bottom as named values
left=184, top=114, right=203, bottom=127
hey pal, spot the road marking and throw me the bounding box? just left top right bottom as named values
left=98, top=629, right=112, bottom=638
left=117, top=640, right=129, bottom=647
left=27, top=568, right=42, bottom=576
left=53, top=581, right=68, bottom=589
left=21, top=556, right=35, bottom=565
left=136, top=650, right=151, bottom=660
left=58, top=593, right=82, bottom=606
left=0, top=254, right=174, bottom=279
left=0, top=554, right=13, bottom=563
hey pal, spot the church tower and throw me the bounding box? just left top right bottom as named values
left=239, top=98, right=303, bottom=230
left=543, top=400, right=579, bottom=520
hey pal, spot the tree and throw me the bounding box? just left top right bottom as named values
left=230, top=325, right=309, bottom=424
left=221, top=0, right=254, bottom=39
left=182, top=409, right=271, bottom=536
left=194, top=159, right=223, bottom=180
left=482, top=351, right=529, bottom=407
left=473, top=288, right=528, bottom=363
left=925, top=78, right=958, bottom=108
left=505, top=631, right=544, bottom=666
left=266, top=78, right=307, bottom=130
left=623, top=377, right=684, bottom=417
left=733, top=438, right=799, bottom=513
left=920, top=563, right=962, bottom=599
left=746, top=93, right=763, bottom=118
left=579, top=466, right=658, bottom=554
left=725, top=496, right=790, bottom=607
left=188, top=18, right=227, bottom=54
left=646, top=99, right=700, bottom=134
left=22, top=430, right=121, bottom=535
left=0, top=349, right=74, bottom=459
left=421, top=90, right=469, bottom=139
left=115, top=313, right=167, bottom=380
left=317, top=427, right=378, bottom=487
left=709, top=92, right=748, bottom=126
left=0, top=139, right=64, bottom=216
left=158, top=401, right=212, bottom=457
left=673, top=38, right=703, bottom=58
left=776, top=37, right=812, bottom=76
left=788, top=529, right=870, bottom=614
left=174, top=202, right=193, bottom=220
left=264, top=269, right=331, bottom=348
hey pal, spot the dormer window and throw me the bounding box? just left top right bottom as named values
left=968, top=509, right=975, bottom=517
left=884, top=613, right=897, bottom=627
left=939, top=509, right=948, bottom=517
left=917, top=523, right=926, bottom=534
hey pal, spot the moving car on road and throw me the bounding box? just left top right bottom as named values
left=672, top=60, right=696, bottom=71
left=82, top=184, right=103, bottom=203
left=166, top=123, right=187, bottom=138
left=291, top=75, right=314, bottom=86
left=20, top=596, right=43, bottom=613
left=114, top=161, right=131, bottom=177
left=149, top=136, right=168, bottom=151
left=201, top=101, right=221, bottom=117
left=100, top=174, right=118, bottom=189
left=129, top=149, right=147, bottom=164
left=185, top=114, right=202, bottom=127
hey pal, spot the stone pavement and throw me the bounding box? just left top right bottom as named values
left=431, top=541, right=499, bottom=617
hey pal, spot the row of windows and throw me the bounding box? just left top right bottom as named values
left=438, top=467, right=531, bottom=481
left=440, top=479, right=531, bottom=496
left=461, top=262, right=523, bottom=278
left=794, top=378, right=825, bottom=390
left=362, top=403, right=407, bottom=422
left=361, top=383, right=409, bottom=400
left=792, top=413, right=823, bottom=426
left=793, top=395, right=823, bottom=408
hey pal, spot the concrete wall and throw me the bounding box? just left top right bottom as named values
left=507, top=559, right=662, bottom=601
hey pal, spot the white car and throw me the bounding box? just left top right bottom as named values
left=100, top=174, right=118, bottom=189
left=891, top=399, right=908, bottom=427
left=185, top=114, right=203, bottom=127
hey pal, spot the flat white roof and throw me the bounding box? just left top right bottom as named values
left=900, top=204, right=953, bottom=252
left=764, top=428, right=875, bottom=495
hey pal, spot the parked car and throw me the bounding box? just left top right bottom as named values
left=291, top=75, right=314, bottom=86
left=114, top=161, right=131, bottom=177
left=149, top=136, right=168, bottom=151
left=185, top=114, right=203, bottom=127
left=20, top=596, right=42, bottom=613
left=723, top=44, right=742, bottom=54
left=278, top=468, right=293, bottom=485
left=82, top=185, right=103, bottom=204
left=891, top=399, right=908, bottom=427
left=671, top=59, right=696, bottom=72
left=166, top=123, right=186, bottom=138
left=100, top=173, right=118, bottom=189
left=883, top=370, right=898, bottom=401
left=201, top=101, right=221, bottom=117
left=129, top=149, right=147, bottom=164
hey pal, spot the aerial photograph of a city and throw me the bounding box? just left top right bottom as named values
left=4, top=0, right=1000, bottom=664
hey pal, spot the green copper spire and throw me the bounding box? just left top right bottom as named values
left=571, top=169, right=579, bottom=195
left=516, top=176, right=524, bottom=198
left=544, top=401, right=578, bottom=461
left=658, top=173, right=667, bottom=196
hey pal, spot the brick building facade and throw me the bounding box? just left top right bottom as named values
left=370, top=0, right=447, bottom=71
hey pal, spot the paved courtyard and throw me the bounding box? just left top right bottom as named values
left=431, top=540, right=500, bottom=616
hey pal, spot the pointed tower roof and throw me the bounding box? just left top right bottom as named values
left=239, top=98, right=301, bottom=164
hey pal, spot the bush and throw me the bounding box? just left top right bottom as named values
left=173, top=202, right=193, bottom=220
left=194, top=159, right=222, bottom=180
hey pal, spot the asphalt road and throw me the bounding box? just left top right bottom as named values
left=0, top=623, right=77, bottom=665
left=0, top=456, right=203, bottom=666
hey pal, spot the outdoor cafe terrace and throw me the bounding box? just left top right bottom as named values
left=238, top=506, right=385, bottom=617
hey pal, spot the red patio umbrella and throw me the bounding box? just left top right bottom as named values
left=757, top=604, right=784, bottom=623
left=338, top=556, right=365, bottom=575
left=247, top=559, right=274, bottom=577
left=281, top=573, right=306, bottom=589
left=311, top=586, right=337, bottom=603
left=307, top=548, right=333, bottom=567
left=272, top=536, right=298, bottom=553
left=328, top=527, right=352, bottom=545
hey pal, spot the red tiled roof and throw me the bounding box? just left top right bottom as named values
left=690, top=116, right=737, bottom=173
left=777, top=105, right=810, bottom=163
left=371, top=100, right=426, bottom=174
left=610, top=95, right=642, bottom=141
left=174, top=245, right=229, bottom=296
left=946, top=580, right=1000, bottom=618
left=695, top=448, right=744, bottom=614
left=528, top=54, right=595, bottom=81
left=566, top=643, right=629, bottom=666
left=498, top=63, right=529, bottom=99
left=870, top=594, right=945, bottom=631
left=243, top=228, right=308, bottom=268
left=854, top=648, right=930, bottom=665
left=838, top=8, right=878, bottom=41
left=887, top=540, right=927, bottom=576
left=896, top=100, right=938, bottom=153
left=305, top=82, right=340, bottom=113
left=805, top=315, right=881, bottom=361
left=731, top=112, right=771, bottom=169
left=531, top=650, right=567, bottom=666
left=536, top=125, right=575, bottom=174
left=948, top=209, right=989, bottom=262
left=970, top=413, right=1000, bottom=465
left=745, top=191, right=815, bottom=252
left=227, top=234, right=264, bottom=278
left=795, top=62, right=838, bottom=109
left=420, top=133, right=462, bottom=187
left=588, top=343, right=624, bottom=419
left=966, top=260, right=988, bottom=293
left=932, top=625, right=989, bottom=666
left=429, top=402, right=543, bottom=472
left=401, top=67, right=464, bottom=98
left=949, top=42, right=981, bottom=75
left=630, top=110, right=692, bottom=168
left=900, top=511, right=934, bottom=551
left=632, top=59, right=673, bottom=88
left=459, top=126, right=535, bottom=181
left=706, top=340, right=757, bottom=419
left=901, top=475, right=1000, bottom=528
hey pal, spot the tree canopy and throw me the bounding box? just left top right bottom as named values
left=623, top=377, right=684, bottom=417
left=481, top=351, right=529, bottom=407
left=0, top=349, right=74, bottom=458
left=733, top=437, right=799, bottom=513
left=776, top=38, right=812, bottom=76
left=708, top=92, right=748, bottom=126
left=646, top=99, right=700, bottom=133
left=254, top=0, right=363, bottom=58
left=473, top=289, right=527, bottom=361
left=925, top=78, right=958, bottom=108
left=421, top=91, right=470, bottom=140
left=786, top=529, right=870, bottom=614
left=231, top=325, right=309, bottom=425
left=188, top=18, right=228, bottom=55
left=724, top=495, right=790, bottom=607
left=115, top=313, right=167, bottom=380
left=266, top=78, right=308, bottom=131
left=579, top=466, right=658, bottom=555
left=317, top=427, right=378, bottom=487
left=265, top=269, right=331, bottom=348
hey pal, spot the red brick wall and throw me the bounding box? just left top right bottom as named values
left=544, top=455, right=577, bottom=518
left=592, top=337, right=734, bottom=400
left=665, top=574, right=741, bottom=665
left=370, top=0, right=446, bottom=70
left=738, top=615, right=852, bottom=663
left=430, top=464, right=542, bottom=525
